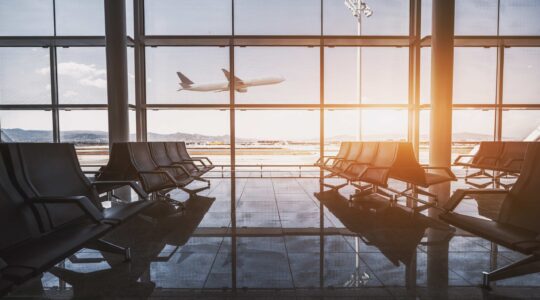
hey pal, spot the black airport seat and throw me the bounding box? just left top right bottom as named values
left=0, top=153, right=124, bottom=287
left=2, top=143, right=152, bottom=225
left=339, top=142, right=379, bottom=182
left=440, top=143, right=540, bottom=287
left=454, top=141, right=504, bottom=170
left=164, top=142, right=207, bottom=177
left=323, top=142, right=363, bottom=176
left=314, top=141, right=351, bottom=167
left=495, top=141, right=529, bottom=173
left=176, top=142, right=214, bottom=173
left=150, top=142, right=209, bottom=185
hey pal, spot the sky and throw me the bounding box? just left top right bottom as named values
left=0, top=0, right=539, bottom=141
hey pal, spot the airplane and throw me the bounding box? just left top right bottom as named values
left=176, top=69, right=284, bottom=93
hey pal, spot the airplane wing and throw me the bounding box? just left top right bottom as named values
left=221, top=69, right=244, bottom=85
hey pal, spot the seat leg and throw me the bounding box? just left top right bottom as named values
left=180, top=185, right=210, bottom=197
left=86, top=239, right=131, bottom=262
left=482, top=254, right=540, bottom=288
left=194, top=177, right=211, bottom=186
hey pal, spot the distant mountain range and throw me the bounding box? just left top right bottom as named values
left=0, top=128, right=512, bottom=144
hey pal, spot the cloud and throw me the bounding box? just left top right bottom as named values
left=62, top=90, right=79, bottom=98
left=79, top=78, right=107, bottom=89
left=57, top=62, right=106, bottom=78
left=36, top=62, right=107, bottom=89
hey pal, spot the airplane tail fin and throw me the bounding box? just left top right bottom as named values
left=221, top=69, right=244, bottom=84
left=177, top=71, right=194, bottom=88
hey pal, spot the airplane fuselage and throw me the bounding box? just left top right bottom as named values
left=179, top=76, right=284, bottom=92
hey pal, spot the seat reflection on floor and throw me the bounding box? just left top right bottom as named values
left=6, top=178, right=540, bottom=299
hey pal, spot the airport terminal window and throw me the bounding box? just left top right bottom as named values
left=500, top=0, right=540, bottom=36
left=234, top=47, right=319, bottom=104
left=0, top=47, right=51, bottom=105
left=420, top=47, right=431, bottom=104
left=235, top=110, right=319, bottom=165
left=324, top=109, right=362, bottom=156
left=55, top=0, right=105, bottom=36
left=128, top=46, right=135, bottom=105
left=144, top=0, right=232, bottom=35
left=0, top=110, right=53, bottom=143
left=452, top=109, right=495, bottom=158
left=502, top=110, right=540, bottom=141
left=503, top=47, right=540, bottom=104
left=145, top=47, right=229, bottom=104
left=59, top=109, right=109, bottom=164
left=235, top=0, right=320, bottom=35
left=324, top=0, right=409, bottom=36
left=129, top=109, right=136, bottom=141
left=454, top=0, right=498, bottom=36
left=325, top=47, right=408, bottom=104
left=147, top=109, right=231, bottom=165
left=419, top=110, right=430, bottom=164
left=0, top=0, right=54, bottom=36
left=57, top=47, right=108, bottom=105
left=453, top=47, right=497, bottom=104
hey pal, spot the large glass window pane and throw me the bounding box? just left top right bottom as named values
left=235, top=0, right=320, bottom=35
left=452, top=109, right=495, bottom=159
left=420, top=47, right=431, bottom=104
left=0, top=0, right=54, bottom=36
left=324, top=109, right=407, bottom=156
left=57, top=47, right=107, bottom=104
left=235, top=110, right=319, bottom=165
left=502, top=110, right=540, bottom=141
left=453, top=48, right=497, bottom=104
left=128, top=47, right=135, bottom=105
left=324, top=0, right=409, bottom=35
left=55, top=0, right=105, bottom=36
left=419, top=110, right=430, bottom=164
left=126, top=0, right=134, bottom=38
left=0, top=110, right=53, bottom=142
left=146, top=47, right=229, bottom=104
left=455, top=0, right=498, bottom=35
left=503, top=48, right=540, bottom=104
left=59, top=110, right=109, bottom=165
left=500, top=0, right=540, bottom=36
left=145, top=0, right=232, bottom=35
left=147, top=110, right=230, bottom=165
left=129, top=109, right=136, bottom=142
left=0, top=47, right=51, bottom=105
left=325, top=47, right=408, bottom=104
left=235, top=47, right=319, bottom=104
left=421, top=0, right=432, bottom=37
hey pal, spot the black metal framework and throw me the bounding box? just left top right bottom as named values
left=1, top=0, right=539, bottom=164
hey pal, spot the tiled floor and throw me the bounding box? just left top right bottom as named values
left=5, top=174, right=540, bottom=299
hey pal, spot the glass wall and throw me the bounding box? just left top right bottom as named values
left=1, top=0, right=539, bottom=170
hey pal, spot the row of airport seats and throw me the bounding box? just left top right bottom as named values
left=97, top=141, right=215, bottom=203
left=315, top=141, right=456, bottom=208
left=441, top=142, right=540, bottom=288
left=454, top=141, right=530, bottom=187
left=0, top=143, right=156, bottom=297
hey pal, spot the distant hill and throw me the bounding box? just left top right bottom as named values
left=0, top=128, right=516, bottom=144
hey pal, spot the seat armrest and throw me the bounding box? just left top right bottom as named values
left=423, top=166, right=457, bottom=181
left=191, top=157, right=213, bottom=165
left=453, top=154, right=475, bottom=165
left=91, top=180, right=149, bottom=199
left=443, top=189, right=509, bottom=212
left=158, top=165, right=192, bottom=177
left=31, top=196, right=104, bottom=223
left=138, top=170, right=177, bottom=185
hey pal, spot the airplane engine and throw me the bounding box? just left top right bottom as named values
left=236, top=88, right=248, bottom=93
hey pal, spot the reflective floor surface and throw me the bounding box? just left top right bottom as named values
left=5, top=174, right=540, bottom=299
